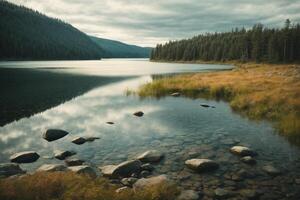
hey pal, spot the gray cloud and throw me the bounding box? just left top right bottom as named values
left=8, top=0, right=300, bottom=46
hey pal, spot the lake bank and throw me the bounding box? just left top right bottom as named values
left=132, top=62, right=300, bottom=146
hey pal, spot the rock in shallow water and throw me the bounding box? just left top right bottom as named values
left=43, top=129, right=69, bottom=142
left=262, top=165, right=281, bottom=176
left=68, top=165, right=97, bottom=178
left=10, top=151, right=40, bottom=163
left=71, top=137, right=86, bottom=145
left=171, top=92, right=180, bottom=97
left=65, top=158, right=85, bottom=166
left=133, top=111, right=144, bottom=117
left=99, top=160, right=141, bottom=178
left=230, top=146, right=257, bottom=156
left=240, top=156, right=256, bottom=165
left=137, top=150, right=164, bottom=163
left=37, top=164, right=67, bottom=172
left=185, top=159, right=219, bottom=172
left=0, top=163, right=26, bottom=178
left=176, top=190, right=200, bottom=200
left=133, top=175, right=168, bottom=190
left=54, top=150, right=76, bottom=160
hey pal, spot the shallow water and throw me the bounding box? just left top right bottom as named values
left=0, top=59, right=299, bottom=199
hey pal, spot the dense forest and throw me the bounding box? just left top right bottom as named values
left=151, top=20, right=300, bottom=63
left=0, top=1, right=104, bottom=60
left=90, top=36, right=151, bottom=58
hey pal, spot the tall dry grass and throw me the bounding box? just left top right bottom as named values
left=136, top=63, right=300, bottom=145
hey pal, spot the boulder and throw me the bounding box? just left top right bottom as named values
left=141, top=163, right=155, bottom=171
left=230, top=146, right=257, bottom=156
left=37, top=164, right=67, bottom=172
left=185, top=159, right=219, bottom=172
left=133, top=175, right=168, bottom=190
left=241, top=156, right=256, bottom=165
left=99, top=160, right=141, bottom=178
left=121, top=177, right=138, bottom=186
left=177, top=190, right=200, bottom=200
left=43, top=129, right=68, bottom=142
left=71, top=137, right=86, bottom=145
left=133, top=111, right=144, bottom=117
left=54, top=150, right=76, bottom=160
left=0, top=163, right=26, bottom=178
left=171, top=92, right=180, bottom=97
left=68, top=165, right=97, bottom=178
left=10, top=151, right=40, bottom=163
left=137, top=150, right=164, bottom=163
left=65, top=158, right=85, bottom=166
left=262, top=165, right=281, bottom=176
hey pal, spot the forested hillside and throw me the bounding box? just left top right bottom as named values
left=90, top=36, right=151, bottom=58
left=151, top=20, right=300, bottom=63
left=0, top=1, right=104, bottom=60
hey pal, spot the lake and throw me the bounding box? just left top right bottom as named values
left=0, top=59, right=299, bottom=199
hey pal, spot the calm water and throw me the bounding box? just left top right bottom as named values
left=0, top=59, right=299, bottom=198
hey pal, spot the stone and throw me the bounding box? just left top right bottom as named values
left=230, top=146, right=256, bottom=156
left=133, top=175, right=168, bottom=190
left=116, top=186, right=131, bottom=193
left=137, top=150, right=164, bottom=163
left=10, top=151, right=40, bottom=163
left=177, top=190, right=200, bottom=200
left=68, top=165, right=97, bottom=178
left=0, top=163, right=26, bottom=178
left=106, top=122, right=114, bottom=125
left=262, top=165, right=281, bottom=176
left=133, top=111, right=144, bottom=117
left=214, top=188, right=233, bottom=198
left=99, top=160, right=141, bottom=178
left=171, top=92, right=180, bottom=97
left=185, top=159, right=219, bottom=172
left=121, top=177, right=138, bottom=186
left=141, top=163, right=155, bottom=171
left=85, top=137, right=100, bottom=142
left=241, top=156, right=256, bottom=165
left=43, top=129, right=69, bottom=142
left=140, top=170, right=151, bottom=177
left=200, top=104, right=210, bottom=108
left=71, top=137, right=86, bottom=145
left=37, top=164, right=67, bottom=172
left=65, top=158, right=85, bottom=166
left=54, top=150, right=76, bottom=160
left=239, top=189, right=258, bottom=199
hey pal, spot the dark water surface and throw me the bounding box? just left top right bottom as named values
left=0, top=59, right=299, bottom=199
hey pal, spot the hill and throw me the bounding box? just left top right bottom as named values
left=0, top=1, right=104, bottom=60
left=90, top=36, right=151, bottom=58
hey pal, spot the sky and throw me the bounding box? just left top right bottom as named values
left=8, top=0, right=300, bottom=47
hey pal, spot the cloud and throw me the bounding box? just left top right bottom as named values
left=7, top=0, right=300, bottom=46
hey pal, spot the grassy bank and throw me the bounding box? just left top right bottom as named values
left=0, top=172, right=178, bottom=200
left=132, top=63, right=300, bottom=146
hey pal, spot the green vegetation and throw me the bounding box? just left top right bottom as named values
left=151, top=20, right=300, bottom=63
left=133, top=63, right=300, bottom=146
left=0, top=172, right=178, bottom=200
left=0, top=1, right=104, bottom=60
left=90, top=36, right=151, bottom=58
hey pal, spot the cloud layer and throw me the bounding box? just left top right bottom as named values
left=8, top=0, right=300, bottom=46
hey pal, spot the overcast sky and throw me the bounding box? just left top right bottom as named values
left=8, top=0, right=300, bottom=47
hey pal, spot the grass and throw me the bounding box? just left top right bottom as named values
left=0, top=172, right=179, bottom=200
left=132, top=63, right=300, bottom=146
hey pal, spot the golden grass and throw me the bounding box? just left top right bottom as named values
left=0, top=172, right=179, bottom=200
left=135, top=63, right=300, bottom=145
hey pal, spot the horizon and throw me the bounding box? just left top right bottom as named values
left=7, top=0, right=300, bottom=47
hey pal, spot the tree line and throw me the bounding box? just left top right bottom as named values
left=0, top=1, right=104, bottom=60
left=151, top=20, right=300, bottom=63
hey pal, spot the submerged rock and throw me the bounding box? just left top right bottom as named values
left=185, top=159, right=219, bottom=172
left=54, top=150, right=76, bottom=160
left=99, top=160, right=141, bottom=178
left=0, top=163, right=26, bottom=178
left=43, top=129, right=69, bottom=142
left=68, top=165, right=97, bottom=178
left=71, top=137, right=86, bottom=145
left=133, top=111, right=144, bottom=117
left=37, top=164, right=67, bottom=172
left=262, top=165, right=281, bottom=176
left=176, top=190, right=200, bottom=200
left=230, top=146, right=257, bottom=156
left=106, top=122, right=114, bottom=125
left=65, top=158, right=85, bottom=166
left=171, top=92, right=180, bottom=97
left=133, top=175, right=168, bottom=190
left=214, top=188, right=234, bottom=198
left=10, top=151, right=40, bottom=163
left=241, top=156, right=256, bottom=165
left=137, top=150, right=164, bottom=163
left=200, top=104, right=210, bottom=108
